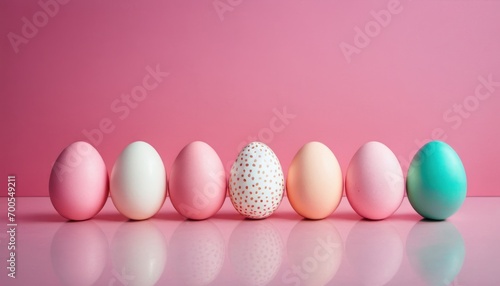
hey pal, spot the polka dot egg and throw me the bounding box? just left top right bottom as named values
left=229, top=142, right=285, bottom=219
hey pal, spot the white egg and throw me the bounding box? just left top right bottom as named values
left=229, top=142, right=285, bottom=219
left=110, top=141, right=166, bottom=220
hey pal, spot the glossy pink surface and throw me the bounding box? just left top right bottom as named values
left=2, top=0, right=500, bottom=197
left=1, top=197, right=499, bottom=285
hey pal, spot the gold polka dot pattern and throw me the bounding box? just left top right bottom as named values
left=229, top=142, right=285, bottom=219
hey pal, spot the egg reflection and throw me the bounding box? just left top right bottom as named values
left=229, top=220, right=283, bottom=285
left=406, top=220, right=465, bottom=285
left=168, top=220, right=225, bottom=285
left=346, top=220, right=403, bottom=286
left=50, top=221, right=108, bottom=286
left=284, top=220, right=343, bottom=286
left=111, top=221, right=167, bottom=286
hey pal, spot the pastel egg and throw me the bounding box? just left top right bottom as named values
left=229, top=142, right=285, bottom=219
left=169, top=141, right=226, bottom=220
left=49, top=141, right=108, bottom=221
left=110, top=141, right=166, bottom=220
left=406, top=141, right=467, bottom=220
left=287, top=142, right=343, bottom=219
left=345, top=141, right=405, bottom=220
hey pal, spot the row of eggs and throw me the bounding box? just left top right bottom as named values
left=49, top=140, right=467, bottom=221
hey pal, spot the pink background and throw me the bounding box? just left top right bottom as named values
left=1, top=0, right=499, bottom=197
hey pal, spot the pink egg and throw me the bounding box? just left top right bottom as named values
left=345, top=141, right=404, bottom=220
left=49, top=141, right=108, bottom=220
left=169, top=141, right=227, bottom=220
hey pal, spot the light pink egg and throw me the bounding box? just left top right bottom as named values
left=345, top=141, right=404, bottom=220
left=49, top=141, right=108, bottom=221
left=169, top=141, right=227, bottom=220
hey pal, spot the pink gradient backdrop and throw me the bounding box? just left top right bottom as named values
left=1, top=0, right=499, bottom=197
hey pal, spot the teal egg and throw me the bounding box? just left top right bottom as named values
left=406, top=141, right=467, bottom=220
